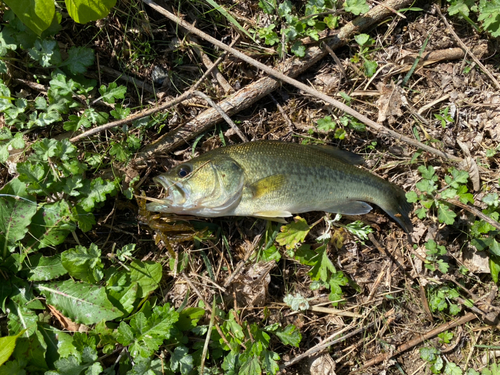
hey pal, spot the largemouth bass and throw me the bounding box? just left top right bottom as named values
left=147, top=141, right=413, bottom=233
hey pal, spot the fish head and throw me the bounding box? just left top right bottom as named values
left=147, top=154, right=245, bottom=216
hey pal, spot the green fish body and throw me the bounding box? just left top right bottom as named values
left=147, top=140, right=413, bottom=233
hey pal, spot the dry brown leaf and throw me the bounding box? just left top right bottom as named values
left=47, top=304, right=88, bottom=332
left=376, top=82, right=405, bottom=124
left=309, top=354, right=336, bottom=375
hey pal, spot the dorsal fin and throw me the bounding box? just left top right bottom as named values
left=307, top=145, right=365, bottom=165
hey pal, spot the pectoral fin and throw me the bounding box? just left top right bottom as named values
left=324, top=201, right=373, bottom=215
left=250, top=174, right=287, bottom=199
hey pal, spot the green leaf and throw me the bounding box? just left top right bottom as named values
left=25, top=254, right=67, bottom=281
left=37, top=280, right=123, bottom=324
left=309, top=245, right=335, bottom=282
left=105, top=268, right=138, bottom=315
left=276, top=216, right=311, bottom=249
left=27, top=200, right=76, bottom=252
left=61, top=244, right=104, bottom=283
left=0, top=330, right=25, bottom=367
left=418, top=165, right=436, bottom=180
left=345, top=0, right=369, bottom=15
left=316, top=116, right=336, bottom=132
left=0, top=178, right=37, bottom=256
left=129, top=260, right=162, bottom=298
left=79, top=177, right=118, bottom=212
left=3, top=0, right=55, bottom=35
left=116, top=304, right=179, bottom=359
left=64, top=0, right=116, bottom=24
left=262, top=350, right=280, bottom=374
left=448, top=0, right=474, bottom=17
left=478, top=0, right=500, bottom=37
left=61, top=46, right=94, bottom=74
left=98, top=82, right=126, bottom=104
left=420, top=346, right=440, bottom=362
left=444, top=361, right=462, bottom=375
left=275, top=325, right=301, bottom=347
left=291, top=41, right=306, bottom=57
left=28, top=39, right=62, bottom=67
left=238, top=355, right=261, bottom=375
left=406, top=191, right=419, bottom=203
left=283, top=293, right=309, bottom=311
left=170, top=346, right=194, bottom=375
left=259, top=0, right=276, bottom=14
left=437, top=204, right=457, bottom=225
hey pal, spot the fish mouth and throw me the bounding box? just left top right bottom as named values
left=146, top=175, right=188, bottom=212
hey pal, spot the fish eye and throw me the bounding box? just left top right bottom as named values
left=178, top=165, right=191, bottom=178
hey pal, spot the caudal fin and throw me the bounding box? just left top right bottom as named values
left=380, top=186, right=413, bottom=233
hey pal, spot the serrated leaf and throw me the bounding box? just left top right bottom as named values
left=316, top=116, right=336, bottom=132
left=262, top=350, right=280, bottom=374
left=61, top=244, right=103, bottom=283
left=3, top=0, right=55, bottom=35
left=117, top=304, right=179, bottom=359
left=26, top=254, right=67, bottom=281
left=61, top=46, right=94, bottom=74
left=308, top=245, right=335, bottom=282
left=239, top=355, right=261, bottom=375
left=37, top=280, right=123, bottom=324
left=170, top=346, right=193, bottom=375
left=64, top=0, right=116, bottom=24
left=129, top=260, right=162, bottom=298
left=275, top=325, right=302, bottom=347
left=27, top=200, right=76, bottom=252
left=276, top=216, right=311, bottom=249
left=106, top=268, right=138, bottom=315
left=283, top=293, right=309, bottom=311
left=344, top=0, right=369, bottom=15
left=79, top=177, right=117, bottom=212
left=437, top=204, right=457, bottom=225
left=0, top=178, right=37, bottom=255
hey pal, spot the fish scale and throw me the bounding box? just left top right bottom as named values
left=147, top=140, right=413, bottom=233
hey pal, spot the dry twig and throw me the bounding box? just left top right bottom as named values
left=142, top=0, right=464, bottom=163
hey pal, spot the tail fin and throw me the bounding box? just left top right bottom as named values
left=380, top=186, right=413, bottom=233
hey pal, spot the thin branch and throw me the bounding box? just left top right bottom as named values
left=435, top=4, right=500, bottom=90
left=142, top=0, right=463, bottom=163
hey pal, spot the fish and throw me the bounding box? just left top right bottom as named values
left=147, top=140, right=413, bottom=233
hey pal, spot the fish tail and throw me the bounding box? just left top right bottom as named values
left=378, top=186, right=413, bottom=233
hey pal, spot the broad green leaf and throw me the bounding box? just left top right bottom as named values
left=6, top=300, right=38, bottom=336
left=478, top=0, right=500, bottom=37
left=79, top=177, right=118, bottom=212
left=176, top=307, right=205, bottom=331
left=37, top=280, right=123, bottom=324
left=276, top=216, right=311, bottom=249
left=170, top=346, right=194, bottom=375
left=316, top=116, right=336, bottom=132
left=3, top=0, right=55, bottom=35
left=437, top=204, right=457, bottom=225
left=308, top=245, right=335, bottom=282
left=275, top=325, right=302, bottom=347
left=64, top=0, right=116, bottom=24
left=0, top=178, right=37, bottom=256
left=239, top=355, right=261, bottom=375
left=262, top=350, right=280, bottom=374
left=129, top=260, right=162, bottom=298
left=61, top=244, right=103, bottom=283
left=61, top=46, right=94, bottom=74
left=25, top=254, right=67, bottom=281
left=0, top=330, right=25, bottom=367
left=27, top=200, right=76, bottom=252
left=106, top=268, right=139, bottom=314
left=116, top=304, right=179, bottom=359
